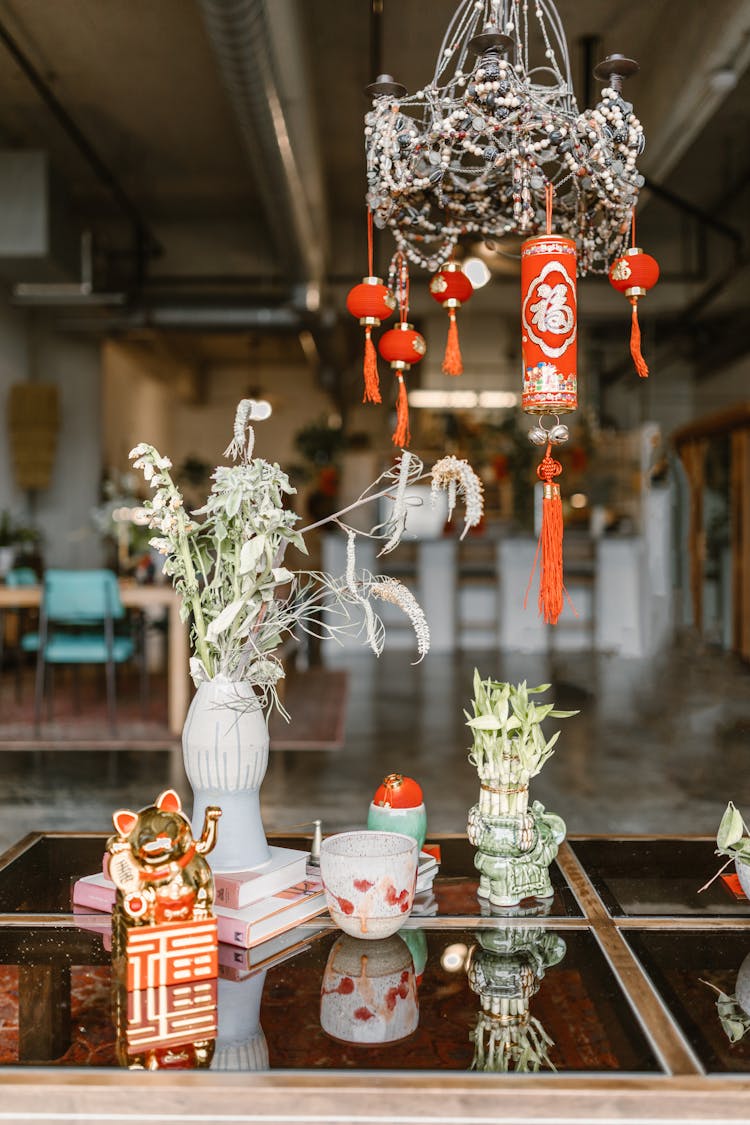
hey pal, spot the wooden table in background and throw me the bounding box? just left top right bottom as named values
left=0, top=582, right=189, bottom=734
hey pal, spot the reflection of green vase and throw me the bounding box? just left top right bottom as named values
left=400, top=928, right=428, bottom=978
left=367, top=802, right=427, bottom=849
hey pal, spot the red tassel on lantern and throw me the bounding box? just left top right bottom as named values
left=609, top=247, right=659, bottom=379
left=346, top=277, right=395, bottom=402
left=429, top=263, right=473, bottom=376
left=378, top=322, right=426, bottom=448
left=524, top=444, right=565, bottom=626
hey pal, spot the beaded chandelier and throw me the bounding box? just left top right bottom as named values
left=364, top=0, right=645, bottom=275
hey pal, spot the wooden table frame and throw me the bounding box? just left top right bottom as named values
left=0, top=832, right=747, bottom=1122
left=0, top=583, right=189, bottom=735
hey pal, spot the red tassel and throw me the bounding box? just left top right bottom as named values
left=629, top=299, right=649, bottom=379
left=524, top=444, right=567, bottom=625
left=363, top=326, right=382, bottom=403
left=392, top=374, right=410, bottom=448
left=442, top=309, right=463, bottom=376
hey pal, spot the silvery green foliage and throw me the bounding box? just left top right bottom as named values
left=130, top=402, right=483, bottom=714
left=703, top=979, right=750, bottom=1045
left=715, top=802, right=750, bottom=865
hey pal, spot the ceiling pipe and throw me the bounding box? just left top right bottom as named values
left=198, top=0, right=327, bottom=295
left=53, top=304, right=305, bottom=334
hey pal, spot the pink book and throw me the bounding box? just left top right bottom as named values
left=72, top=873, right=327, bottom=949
left=102, top=846, right=310, bottom=912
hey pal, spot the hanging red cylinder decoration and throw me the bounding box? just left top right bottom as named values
left=346, top=277, right=395, bottom=403
left=520, top=234, right=578, bottom=415
left=429, top=262, right=473, bottom=376
left=378, top=322, right=426, bottom=448
left=609, top=246, right=659, bottom=379
left=520, top=187, right=578, bottom=627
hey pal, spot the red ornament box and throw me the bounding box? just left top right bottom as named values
left=520, top=235, right=578, bottom=415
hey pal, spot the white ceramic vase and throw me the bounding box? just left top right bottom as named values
left=737, top=859, right=750, bottom=903
left=182, top=675, right=271, bottom=873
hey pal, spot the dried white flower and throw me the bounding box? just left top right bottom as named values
left=371, top=577, right=430, bottom=662
left=379, top=451, right=413, bottom=556
left=345, top=529, right=358, bottom=597
left=149, top=537, right=171, bottom=555
left=430, top=456, right=484, bottom=540
left=224, top=399, right=256, bottom=462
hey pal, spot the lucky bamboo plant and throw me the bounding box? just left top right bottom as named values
left=466, top=672, right=578, bottom=816
left=130, top=400, right=484, bottom=715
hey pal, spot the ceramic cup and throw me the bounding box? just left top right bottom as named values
left=320, top=933, right=419, bottom=1045
left=319, top=830, right=419, bottom=939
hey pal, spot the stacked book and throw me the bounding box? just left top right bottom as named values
left=72, top=846, right=327, bottom=949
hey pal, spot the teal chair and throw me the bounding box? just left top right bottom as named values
left=34, top=569, right=137, bottom=733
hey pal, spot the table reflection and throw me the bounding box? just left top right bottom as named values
left=320, top=933, right=419, bottom=1045
left=113, top=976, right=217, bottom=1070
left=467, top=928, right=566, bottom=1072
left=707, top=951, right=750, bottom=1046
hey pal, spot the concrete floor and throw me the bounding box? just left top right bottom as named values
left=0, top=638, right=748, bottom=855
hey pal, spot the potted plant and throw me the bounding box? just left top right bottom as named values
left=130, top=400, right=484, bottom=872
left=465, top=672, right=577, bottom=907
left=712, top=802, right=750, bottom=901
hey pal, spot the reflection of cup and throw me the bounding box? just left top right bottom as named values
left=320, top=831, right=418, bottom=939
left=320, top=934, right=419, bottom=1045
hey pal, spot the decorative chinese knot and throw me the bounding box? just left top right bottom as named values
left=521, top=186, right=577, bottom=626
left=346, top=209, right=395, bottom=403
left=609, top=211, right=659, bottom=378
left=429, top=261, right=473, bottom=376
left=378, top=253, right=426, bottom=447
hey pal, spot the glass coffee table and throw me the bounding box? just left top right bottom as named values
left=0, top=831, right=748, bottom=1122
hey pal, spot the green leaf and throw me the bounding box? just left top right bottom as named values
left=240, top=536, right=266, bottom=574
left=205, top=597, right=245, bottom=641
left=466, top=715, right=504, bottom=732
left=527, top=683, right=551, bottom=694
left=717, top=802, right=745, bottom=851
left=549, top=708, right=580, bottom=718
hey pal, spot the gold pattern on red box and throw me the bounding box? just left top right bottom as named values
left=123, top=916, right=218, bottom=991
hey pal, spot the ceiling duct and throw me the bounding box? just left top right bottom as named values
left=0, top=150, right=80, bottom=282
left=198, top=0, right=327, bottom=297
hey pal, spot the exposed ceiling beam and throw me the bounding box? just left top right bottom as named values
left=635, top=0, right=750, bottom=186
left=198, top=0, right=327, bottom=297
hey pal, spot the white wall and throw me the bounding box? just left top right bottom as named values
left=0, top=286, right=103, bottom=568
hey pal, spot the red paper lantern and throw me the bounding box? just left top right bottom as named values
left=373, top=773, right=423, bottom=809
left=429, top=262, right=473, bottom=376
left=346, top=275, right=395, bottom=404
left=609, top=247, right=660, bottom=378
left=520, top=234, right=578, bottom=415
left=378, top=322, right=425, bottom=448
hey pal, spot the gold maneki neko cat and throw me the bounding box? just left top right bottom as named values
left=107, top=788, right=221, bottom=925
